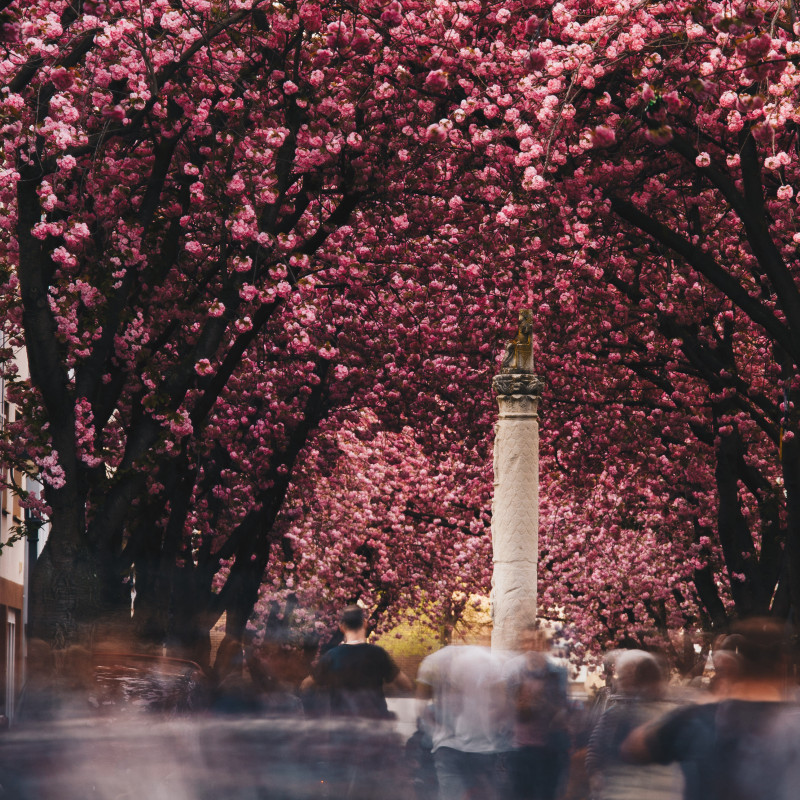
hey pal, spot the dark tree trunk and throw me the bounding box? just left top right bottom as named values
left=715, top=429, right=766, bottom=615
left=29, top=528, right=128, bottom=648
left=781, top=435, right=800, bottom=624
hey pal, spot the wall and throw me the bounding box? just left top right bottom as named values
left=0, top=349, right=25, bottom=721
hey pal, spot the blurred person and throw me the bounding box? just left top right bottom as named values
left=560, top=649, right=624, bottom=800
left=595, top=650, right=624, bottom=710
left=503, top=626, right=571, bottom=800
left=212, top=637, right=305, bottom=715
left=299, top=629, right=339, bottom=716
left=406, top=703, right=439, bottom=800
left=586, top=649, right=682, bottom=800
left=706, top=645, right=741, bottom=699
left=416, top=642, right=511, bottom=800
left=210, top=637, right=264, bottom=714
left=577, top=650, right=625, bottom=752
left=309, top=604, right=412, bottom=718
left=622, top=617, right=800, bottom=800
left=244, top=641, right=303, bottom=715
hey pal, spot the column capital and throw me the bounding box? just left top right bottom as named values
left=492, top=372, right=544, bottom=398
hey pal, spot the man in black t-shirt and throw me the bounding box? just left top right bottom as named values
left=304, top=607, right=415, bottom=798
left=312, top=605, right=412, bottom=718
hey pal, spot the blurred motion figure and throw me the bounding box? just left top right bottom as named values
left=623, top=618, right=800, bottom=800
left=416, top=643, right=511, bottom=800
left=586, top=649, right=682, bottom=800
left=503, top=626, right=571, bottom=800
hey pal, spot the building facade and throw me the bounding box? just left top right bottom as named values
left=0, top=371, right=25, bottom=722
left=0, top=344, right=46, bottom=723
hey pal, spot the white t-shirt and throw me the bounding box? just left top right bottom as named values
left=417, top=645, right=511, bottom=754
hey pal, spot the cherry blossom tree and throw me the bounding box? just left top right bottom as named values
left=0, top=0, right=513, bottom=660
left=1, top=0, right=563, bottom=663
left=4, top=0, right=800, bottom=666
left=337, top=0, right=800, bottom=654
left=274, top=0, right=800, bottom=656
left=250, top=411, right=493, bottom=643
left=471, top=0, right=800, bottom=650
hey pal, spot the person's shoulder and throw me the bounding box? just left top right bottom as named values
left=765, top=701, right=800, bottom=736
left=448, top=646, right=505, bottom=684
left=717, top=697, right=800, bottom=723
left=417, top=645, right=453, bottom=681
left=335, top=642, right=392, bottom=660
left=420, top=645, right=452, bottom=665
left=315, top=645, right=340, bottom=669
left=545, top=655, right=569, bottom=675
left=362, top=643, right=396, bottom=663
left=649, top=699, right=717, bottom=741
left=318, top=644, right=338, bottom=659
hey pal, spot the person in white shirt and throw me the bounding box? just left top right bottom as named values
left=416, top=644, right=511, bottom=800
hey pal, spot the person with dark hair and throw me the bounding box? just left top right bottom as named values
left=310, top=604, right=412, bottom=718
left=304, top=606, right=414, bottom=799
left=622, top=617, right=800, bottom=800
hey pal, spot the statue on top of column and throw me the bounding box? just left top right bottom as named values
left=500, top=309, right=534, bottom=374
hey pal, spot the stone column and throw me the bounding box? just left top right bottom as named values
left=491, top=310, right=544, bottom=652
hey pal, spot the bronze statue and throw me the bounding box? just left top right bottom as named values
left=501, top=309, right=534, bottom=374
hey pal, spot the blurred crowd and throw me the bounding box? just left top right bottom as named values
left=4, top=613, right=800, bottom=800
left=409, top=616, right=800, bottom=800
